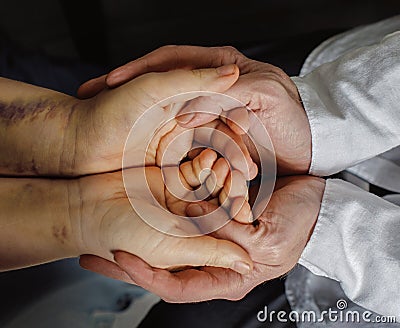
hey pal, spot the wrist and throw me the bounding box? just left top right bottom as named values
left=61, top=97, right=98, bottom=176
left=69, top=90, right=133, bottom=176
left=68, top=172, right=127, bottom=261
left=0, top=178, right=81, bottom=270
left=46, top=179, right=83, bottom=258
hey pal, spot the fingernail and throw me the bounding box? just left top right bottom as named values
left=250, top=162, right=258, bottom=179
left=109, top=68, right=122, bottom=78
left=233, top=261, right=252, bottom=275
left=106, top=70, right=121, bottom=85
left=216, top=64, right=237, bottom=76
left=177, top=112, right=195, bottom=125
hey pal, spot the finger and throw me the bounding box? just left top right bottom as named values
left=116, top=65, right=239, bottom=107
left=185, top=203, right=288, bottom=278
left=176, top=94, right=240, bottom=128
left=146, top=119, right=176, bottom=166
left=114, top=251, right=244, bottom=303
left=211, top=218, right=274, bottom=264
left=175, top=96, right=226, bottom=127
left=77, top=74, right=107, bottom=99
left=162, top=165, right=194, bottom=216
left=180, top=148, right=217, bottom=187
left=212, top=121, right=257, bottom=180
left=187, top=202, right=262, bottom=263
left=226, top=107, right=249, bottom=135
left=79, top=254, right=136, bottom=284
left=144, top=167, right=167, bottom=209
left=135, top=198, right=252, bottom=273
left=187, top=148, right=204, bottom=159
left=206, top=157, right=230, bottom=197
left=219, top=170, right=248, bottom=209
left=194, top=121, right=258, bottom=180
left=167, top=232, right=252, bottom=274
left=164, top=187, right=189, bottom=216
left=230, top=197, right=253, bottom=224
left=155, top=202, right=251, bottom=273
left=186, top=200, right=230, bottom=236
left=106, top=45, right=244, bottom=88
left=156, top=124, right=193, bottom=167
left=188, top=195, right=252, bottom=226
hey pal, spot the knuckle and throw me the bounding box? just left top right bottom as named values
left=221, top=45, right=239, bottom=55
left=160, top=44, right=178, bottom=51
left=216, top=46, right=244, bottom=64
left=227, top=289, right=248, bottom=301
left=271, top=65, right=289, bottom=81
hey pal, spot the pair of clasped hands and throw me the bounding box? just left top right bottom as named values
left=72, top=46, right=326, bottom=302
left=3, top=45, right=324, bottom=302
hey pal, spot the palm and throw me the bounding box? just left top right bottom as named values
left=74, top=84, right=187, bottom=174
left=79, top=156, right=253, bottom=272
left=97, top=175, right=325, bottom=303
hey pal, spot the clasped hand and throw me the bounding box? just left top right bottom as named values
left=79, top=46, right=326, bottom=302
left=1, top=45, right=326, bottom=303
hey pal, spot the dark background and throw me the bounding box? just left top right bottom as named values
left=1, top=0, right=399, bottom=93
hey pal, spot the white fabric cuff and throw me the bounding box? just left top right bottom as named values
left=299, top=179, right=400, bottom=316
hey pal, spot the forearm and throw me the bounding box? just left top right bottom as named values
left=0, top=77, right=88, bottom=176
left=300, top=179, right=400, bottom=317
left=293, top=31, right=400, bottom=176
left=0, top=177, right=81, bottom=271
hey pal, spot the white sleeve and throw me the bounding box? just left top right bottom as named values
left=292, top=31, right=400, bottom=176
left=299, top=179, right=400, bottom=317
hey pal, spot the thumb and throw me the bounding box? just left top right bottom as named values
left=167, top=234, right=253, bottom=275
left=118, top=64, right=239, bottom=106
left=182, top=202, right=253, bottom=275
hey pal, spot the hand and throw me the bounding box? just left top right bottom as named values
left=0, top=65, right=243, bottom=176
left=78, top=46, right=312, bottom=175
left=73, top=152, right=253, bottom=273
left=72, top=64, right=252, bottom=175
left=0, top=145, right=253, bottom=273
left=80, top=175, right=325, bottom=302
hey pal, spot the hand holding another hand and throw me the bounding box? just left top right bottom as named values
left=79, top=45, right=312, bottom=175
left=78, top=45, right=323, bottom=303
left=73, top=151, right=253, bottom=274
left=81, top=175, right=325, bottom=302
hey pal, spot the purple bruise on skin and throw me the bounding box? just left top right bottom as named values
left=0, top=99, right=59, bottom=124
left=0, top=99, right=79, bottom=174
